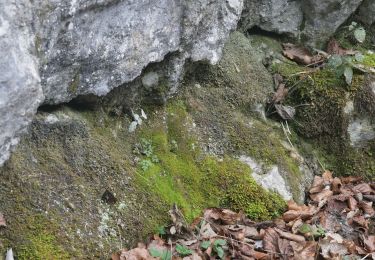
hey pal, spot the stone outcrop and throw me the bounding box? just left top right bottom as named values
left=240, top=0, right=303, bottom=37
left=0, top=0, right=243, bottom=166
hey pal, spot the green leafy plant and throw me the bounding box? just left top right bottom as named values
left=149, top=248, right=172, bottom=260
left=140, top=159, right=153, bottom=172
left=348, top=22, right=366, bottom=43
left=175, top=244, right=193, bottom=257
left=212, top=239, right=226, bottom=259
left=327, top=53, right=364, bottom=85
left=200, top=240, right=211, bottom=250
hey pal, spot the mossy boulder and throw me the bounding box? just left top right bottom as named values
left=272, top=60, right=375, bottom=179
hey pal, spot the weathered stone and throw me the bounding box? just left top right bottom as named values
left=357, top=0, right=375, bottom=26
left=240, top=0, right=303, bottom=37
left=302, top=0, right=364, bottom=47
left=0, top=0, right=243, bottom=166
left=0, top=1, right=44, bottom=167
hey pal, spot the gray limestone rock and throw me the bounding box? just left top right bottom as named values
left=0, top=1, right=44, bottom=167
left=302, top=0, right=364, bottom=47
left=240, top=0, right=303, bottom=37
left=0, top=0, right=243, bottom=166
left=357, top=0, right=375, bottom=26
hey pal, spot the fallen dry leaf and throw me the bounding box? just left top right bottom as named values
left=282, top=43, right=323, bottom=65
left=326, top=38, right=357, bottom=55
left=310, top=189, right=333, bottom=202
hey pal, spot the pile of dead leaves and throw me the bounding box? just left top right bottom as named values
left=113, top=172, right=375, bottom=260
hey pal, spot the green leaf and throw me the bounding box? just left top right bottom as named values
left=213, top=239, right=227, bottom=247
left=349, top=21, right=357, bottom=31
left=215, top=246, right=225, bottom=259
left=354, top=27, right=366, bottom=43
left=344, top=66, right=353, bottom=85
left=149, top=248, right=162, bottom=257
left=200, top=241, right=211, bottom=250
left=328, top=54, right=343, bottom=68
left=355, top=52, right=364, bottom=62
left=176, top=244, right=193, bottom=256
left=299, top=224, right=312, bottom=234
left=161, top=250, right=172, bottom=260
left=157, top=226, right=166, bottom=236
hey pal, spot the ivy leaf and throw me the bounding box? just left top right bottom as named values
left=215, top=246, right=225, bottom=259
left=354, top=27, right=366, bottom=43
left=214, top=239, right=227, bottom=247
left=328, top=54, right=343, bottom=68
left=176, top=244, right=193, bottom=256
left=161, top=250, right=172, bottom=260
left=355, top=52, right=364, bottom=62
left=344, top=66, right=353, bottom=85
left=149, top=248, right=162, bottom=257
left=200, top=241, right=211, bottom=250
left=299, top=224, right=312, bottom=234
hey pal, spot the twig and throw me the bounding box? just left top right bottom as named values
left=281, top=122, right=294, bottom=149
left=360, top=253, right=370, bottom=260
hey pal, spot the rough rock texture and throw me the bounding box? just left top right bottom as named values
left=35, top=0, right=243, bottom=104
left=240, top=0, right=303, bottom=37
left=357, top=0, right=375, bottom=26
left=302, top=0, right=364, bottom=47
left=0, top=0, right=243, bottom=167
left=0, top=1, right=44, bottom=168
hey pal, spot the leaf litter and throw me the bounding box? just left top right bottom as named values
left=113, top=171, right=375, bottom=259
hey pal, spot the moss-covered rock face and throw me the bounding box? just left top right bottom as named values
left=272, top=59, right=375, bottom=179
left=0, top=31, right=317, bottom=258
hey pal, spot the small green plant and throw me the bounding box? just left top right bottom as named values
left=140, top=138, right=154, bottom=157
left=348, top=22, right=366, bottom=43
left=175, top=244, right=193, bottom=257
left=212, top=239, right=226, bottom=259
left=149, top=248, right=172, bottom=260
left=200, top=240, right=211, bottom=250
left=327, top=53, right=364, bottom=85
left=139, top=159, right=153, bottom=172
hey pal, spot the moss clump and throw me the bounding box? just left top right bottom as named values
left=135, top=101, right=286, bottom=222
left=16, top=215, right=69, bottom=260
left=272, top=60, right=375, bottom=179
left=362, top=53, right=375, bottom=67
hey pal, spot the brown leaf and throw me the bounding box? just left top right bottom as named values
left=291, top=218, right=303, bottom=234
left=271, top=83, right=288, bottom=104
left=348, top=197, right=358, bottom=211
left=309, top=176, right=324, bottom=194
left=332, top=178, right=342, bottom=194
left=352, top=215, right=369, bottom=229
left=320, top=239, right=348, bottom=259
left=353, top=183, right=375, bottom=195
left=277, top=238, right=293, bottom=260
left=0, top=213, right=6, bottom=227
left=359, top=201, right=375, bottom=217
left=263, top=228, right=279, bottom=256
left=282, top=43, right=321, bottom=65
left=362, top=235, right=375, bottom=252
left=203, top=208, right=242, bottom=225
left=327, top=39, right=356, bottom=55
left=120, top=244, right=153, bottom=260
left=290, top=241, right=317, bottom=260
left=341, top=176, right=363, bottom=184
left=322, top=171, right=333, bottom=184
left=275, top=228, right=305, bottom=243
left=310, top=189, right=333, bottom=202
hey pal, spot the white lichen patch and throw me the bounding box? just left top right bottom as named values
left=347, top=118, right=375, bottom=147
left=239, top=156, right=293, bottom=200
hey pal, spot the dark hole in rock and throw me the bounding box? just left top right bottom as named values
left=101, top=190, right=117, bottom=205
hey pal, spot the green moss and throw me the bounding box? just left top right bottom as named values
left=134, top=101, right=286, bottom=222
left=272, top=59, right=375, bottom=178
left=16, top=215, right=69, bottom=260
left=362, top=53, right=375, bottom=67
